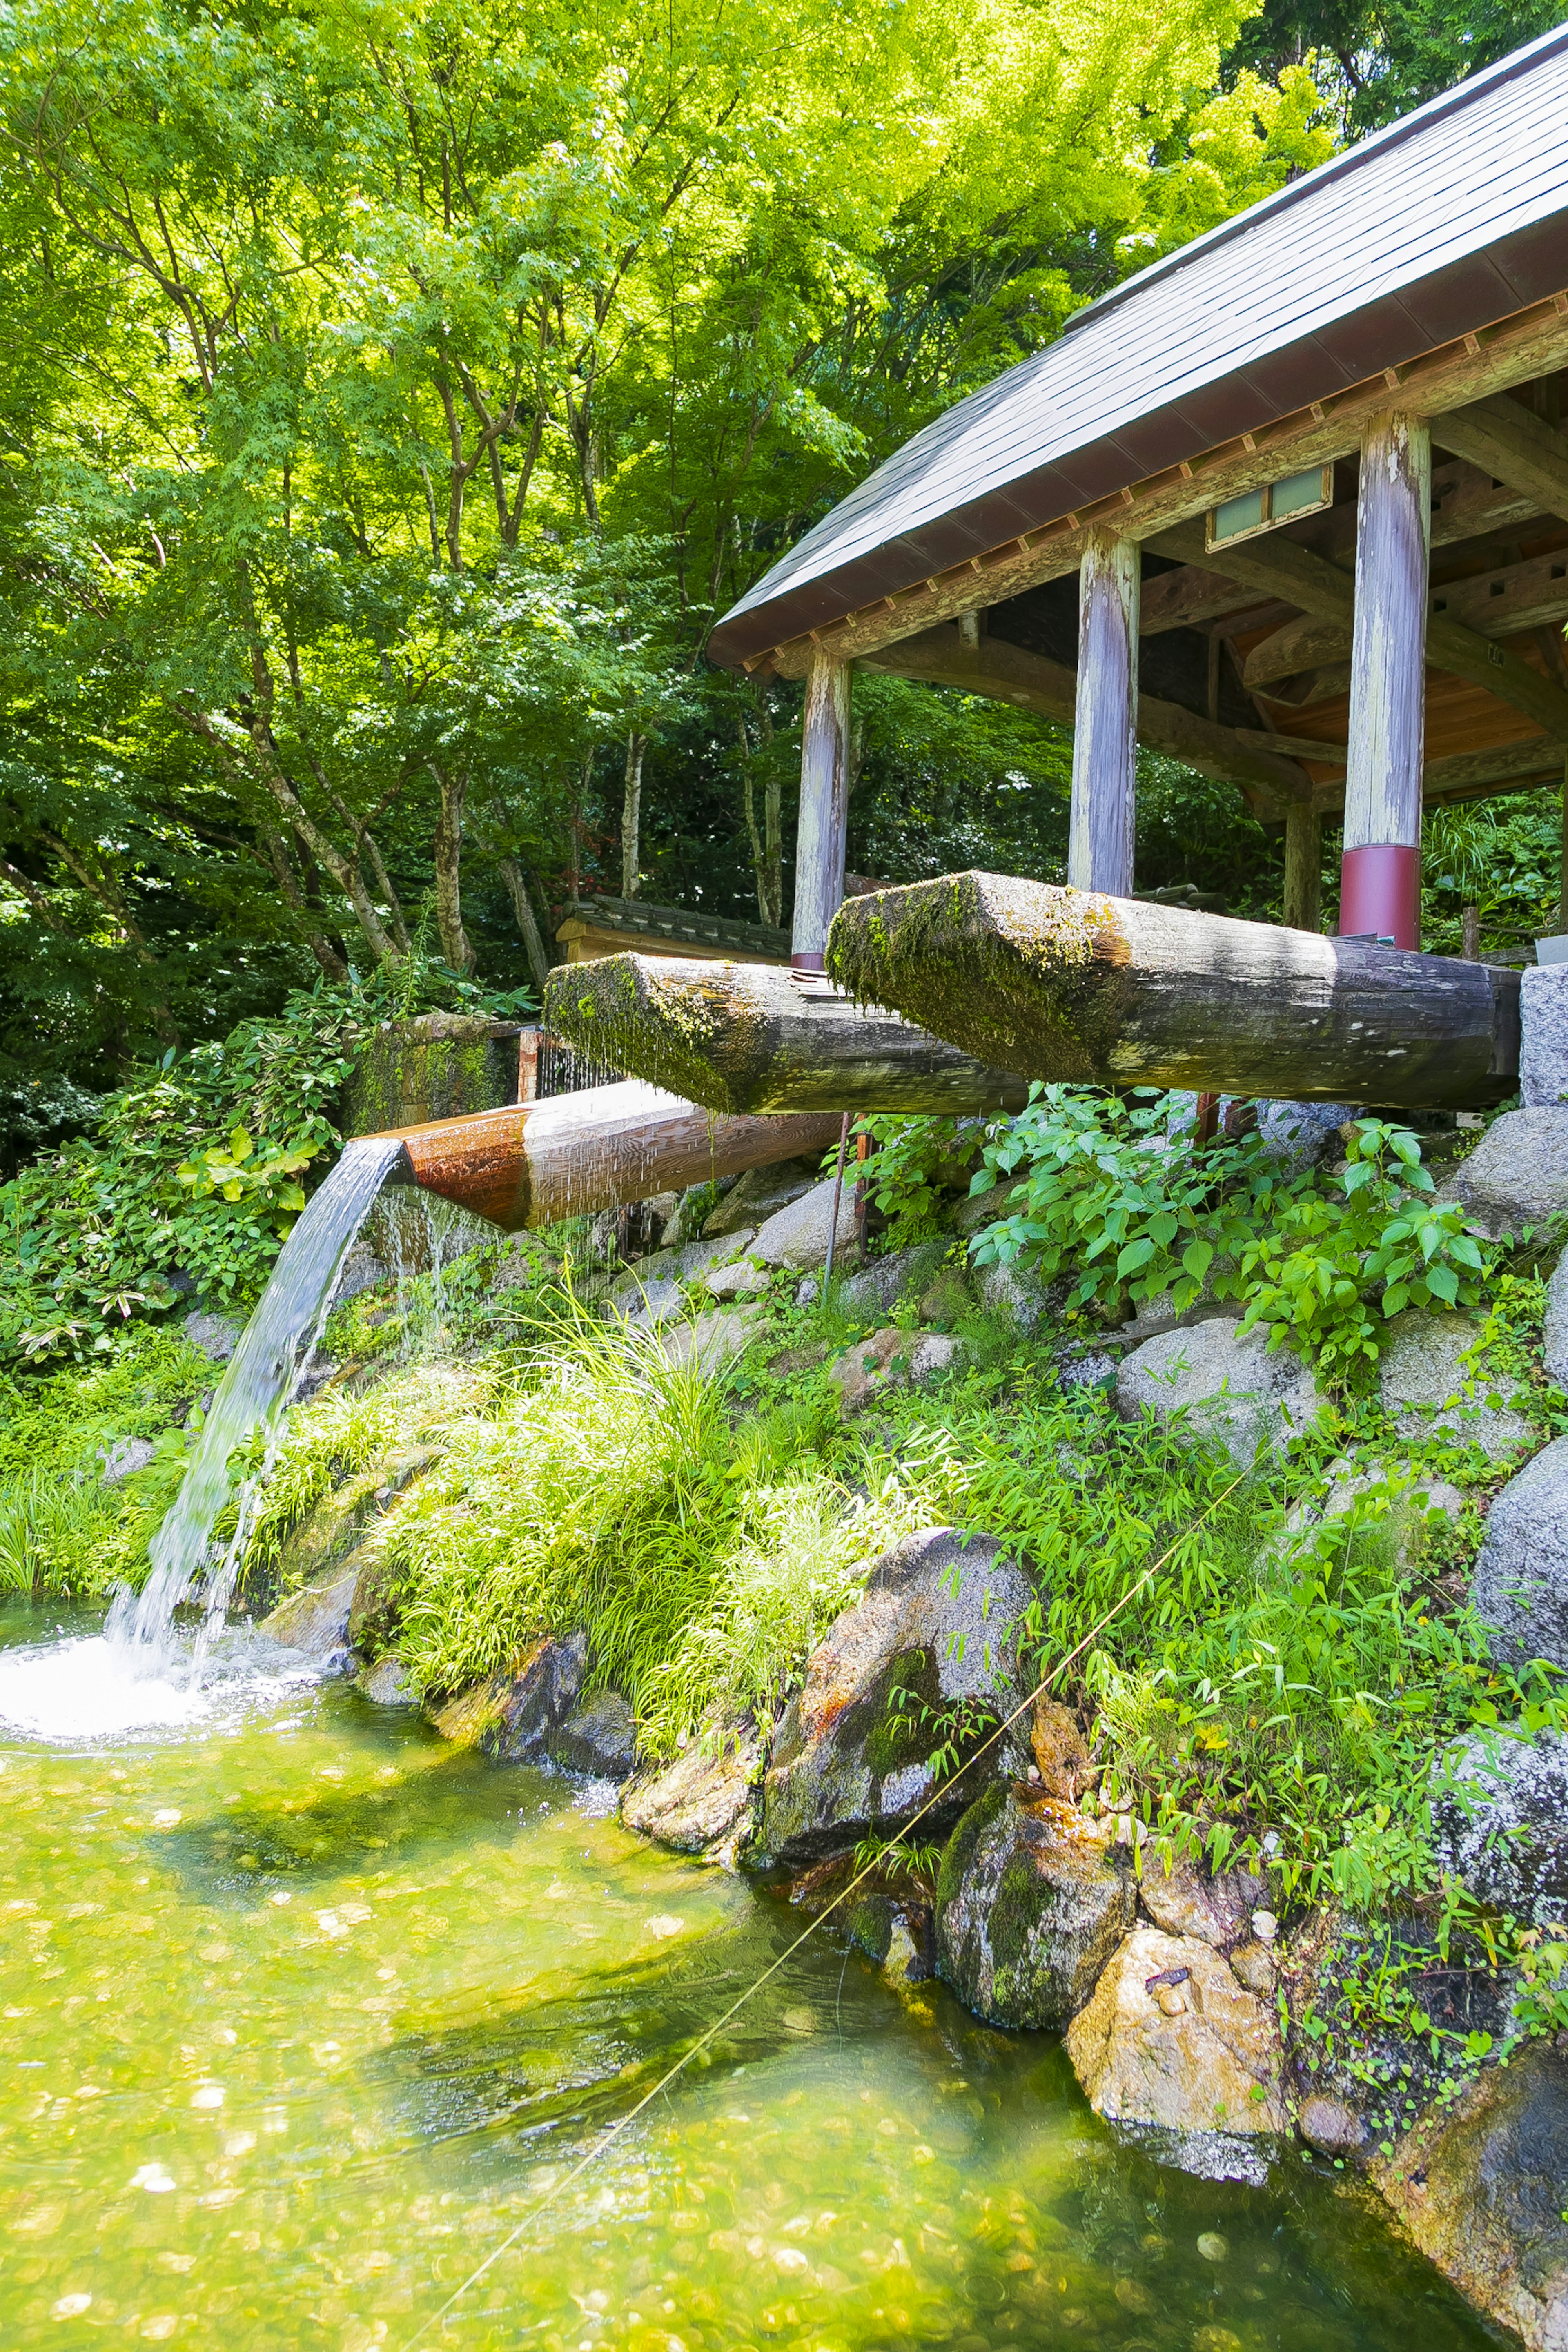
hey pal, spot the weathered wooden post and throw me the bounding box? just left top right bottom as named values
left=1340, top=413, right=1430, bottom=949
left=1069, top=530, right=1140, bottom=895
left=793, top=648, right=852, bottom=973
left=1283, top=804, right=1323, bottom=932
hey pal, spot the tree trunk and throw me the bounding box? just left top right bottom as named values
left=621, top=731, right=647, bottom=900
left=1283, top=804, right=1323, bottom=933
left=261, top=829, right=350, bottom=980
left=498, top=857, right=553, bottom=995
left=1461, top=902, right=1482, bottom=959
left=543, top=953, right=1030, bottom=1116
left=379, top=1080, right=844, bottom=1232
left=826, top=871, right=1520, bottom=1111
left=430, top=762, right=477, bottom=976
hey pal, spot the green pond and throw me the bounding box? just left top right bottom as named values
left=0, top=1600, right=1495, bottom=2352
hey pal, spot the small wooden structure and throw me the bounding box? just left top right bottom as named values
left=555, top=894, right=789, bottom=968
left=707, top=28, right=1568, bottom=963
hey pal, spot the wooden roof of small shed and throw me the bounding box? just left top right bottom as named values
left=708, top=24, right=1568, bottom=671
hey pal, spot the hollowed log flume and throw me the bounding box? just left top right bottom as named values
left=541, top=955, right=1030, bottom=1116
left=824, top=872, right=1521, bottom=1111
left=374, top=1079, right=843, bottom=1232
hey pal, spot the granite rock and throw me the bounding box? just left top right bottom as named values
left=704, top=1158, right=821, bottom=1237
left=1470, top=1437, right=1568, bottom=1673
left=758, top=1528, right=1035, bottom=1864
left=749, top=1174, right=858, bottom=1271
left=1138, top=1857, right=1262, bottom=1951
left=1065, top=1925, right=1289, bottom=2136
left=1372, top=2038, right=1568, bottom=2352
left=1520, top=964, right=1568, bottom=1109
left=1256, top=1099, right=1364, bottom=1175
left=829, top=1325, right=964, bottom=1416
left=935, top=1786, right=1136, bottom=2029
left=621, top=1724, right=761, bottom=1855
left=839, top=1242, right=951, bottom=1320
left=1116, top=1320, right=1323, bottom=1466
left=1545, top=1248, right=1568, bottom=1390
left=1434, top=1726, right=1568, bottom=1925
left=183, top=1311, right=243, bottom=1362
left=356, top=1655, right=416, bottom=1706
left=1449, top=1107, right=1568, bottom=1238
left=661, top=1303, right=765, bottom=1370
left=1299, top=2095, right=1368, bottom=2157
left=98, top=1435, right=157, bottom=1483
left=1379, top=1312, right=1530, bottom=1459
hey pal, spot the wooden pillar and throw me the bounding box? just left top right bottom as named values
left=1341, top=412, right=1430, bottom=949
left=1068, top=529, right=1139, bottom=895
left=1283, top=804, right=1322, bottom=932
left=1559, top=749, right=1568, bottom=935
left=793, top=648, right=851, bottom=972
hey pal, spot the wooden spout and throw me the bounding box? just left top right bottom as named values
left=542, top=953, right=1029, bottom=1115
left=826, top=871, right=1521, bottom=1111
left=372, top=1079, right=843, bottom=1232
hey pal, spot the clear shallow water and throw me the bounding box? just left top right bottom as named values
left=0, top=1601, right=1495, bottom=2352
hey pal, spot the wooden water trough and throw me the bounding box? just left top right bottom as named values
left=372, top=1080, right=842, bottom=1232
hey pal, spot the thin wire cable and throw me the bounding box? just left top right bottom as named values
left=401, top=1468, right=1248, bottom=2348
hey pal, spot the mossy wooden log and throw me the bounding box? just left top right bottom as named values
left=824, top=871, right=1521, bottom=1110
left=376, top=1080, right=843, bottom=1232
left=541, top=953, right=1030, bottom=1115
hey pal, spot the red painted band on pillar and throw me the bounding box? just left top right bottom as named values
left=1338, top=842, right=1421, bottom=951
left=791, top=952, right=827, bottom=975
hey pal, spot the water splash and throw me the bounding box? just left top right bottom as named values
left=105, top=1136, right=408, bottom=1672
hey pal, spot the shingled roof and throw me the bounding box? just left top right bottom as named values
left=708, top=24, right=1568, bottom=672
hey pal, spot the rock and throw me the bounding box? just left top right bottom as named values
left=1256, top=1099, right=1364, bottom=1174
left=357, top=1655, right=416, bottom=1706
left=260, top=1553, right=363, bottom=1668
left=98, top=1435, right=157, bottom=1483
left=661, top=1303, right=765, bottom=1370
left=975, top=1257, right=1053, bottom=1331
left=429, top=1630, right=590, bottom=1762
left=1372, top=2037, right=1568, bottom=2352
left=1471, top=1438, right=1568, bottom=1673
left=1450, top=1107, right=1568, bottom=1238
left=1299, top=2094, right=1368, bottom=2157
left=828, top=1325, right=964, bottom=1416
left=952, top=1184, right=1013, bottom=1238
left=1116, top=1321, right=1324, bottom=1466
left=1434, top=1726, right=1568, bottom=1925
left=1379, top=1312, right=1530, bottom=1459
left=1229, top=1940, right=1277, bottom=1998
left=548, top=1688, right=638, bottom=1779
left=704, top=1157, right=822, bottom=1237
left=1521, top=964, right=1568, bottom=1109
left=1065, top=1926, right=1289, bottom=2135
left=1056, top=1344, right=1120, bottom=1395
left=935, top=1786, right=1136, bottom=2029
left=749, top=1174, right=858, bottom=1272
left=1030, top=1699, right=1094, bottom=1800
left=758, top=1527, right=1035, bottom=1864
left=621, top=1724, right=761, bottom=1854
left=183, top=1311, right=243, bottom=1362
left=1117, top=1297, right=1239, bottom=1347
left=839, top=1242, right=950, bottom=1320
left=607, top=1232, right=756, bottom=1323
left=334, top=1243, right=390, bottom=1303
left=704, top=1254, right=770, bottom=1300
left=1138, top=1858, right=1261, bottom=1951
left=1546, top=1250, right=1568, bottom=1390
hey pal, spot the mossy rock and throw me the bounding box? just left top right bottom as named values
left=935, top=1787, right=1134, bottom=2031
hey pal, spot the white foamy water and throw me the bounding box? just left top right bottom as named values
left=0, top=1633, right=315, bottom=1744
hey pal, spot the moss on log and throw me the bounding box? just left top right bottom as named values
left=542, top=953, right=1029, bottom=1116
left=825, top=871, right=1521, bottom=1110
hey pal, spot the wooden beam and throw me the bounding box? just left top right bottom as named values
left=1243, top=615, right=1350, bottom=688
left=1157, top=513, right=1568, bottom=740
left=761, top=295, right=1568, bottom=678
left=1424, top=738, right=1563, bottom=797
left=1342, top=412, right=1430, bottom=949
left=1238, top=728, right=1348, bottom=764
left=541, top=955, right=1031, bottom=1117
left=1070, top=529, right=1138, bottom=892
left=1430, top=548, right=1568, bottom=637
left=793, top=648, right=850, bottom=973
left=383, top=1082, right=845, bottom=1232
left=825, top=871, right=1521, bottom=1109
left=1437, top=394, right=1568, bottom=524
left=859, top=624, right=1310, bottom=811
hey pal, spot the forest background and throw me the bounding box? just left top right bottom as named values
left=1, top=0, right=1566, bottom=1175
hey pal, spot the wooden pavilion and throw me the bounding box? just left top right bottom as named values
left=707, top=25, right=1568, bottom=967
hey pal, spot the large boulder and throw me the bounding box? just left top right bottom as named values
left=839, top=1242, right=951, bottom=1320
left=1545, top=1248, right=1568, bottom=1391
left=606, top=1231, right=755, bottom=1325
left=934, top=1786, right=1135, bottom=2029
left=749, top=1174, right=858, bottom=1272
left=1138, top=1856, right=1263, bottom=1951
left=1379, top=1312, right=1530, bottom=1459
left=828, top=1326, right=964, bottom=1417
left=1434, top=1727, right=1568, bottom=1926
left=1065, top=1925, right=1289, bottom=2136
left=1471, top=1439, right=1568, bottom=1674
left=1116, top=1320, right=1323, bottom=1466
left=704, top=1157, right=822, bottom=1237
left=429, top=1631, right=590, bottom=1762
left=183, top=1310, right=243, bottom=1363
left=757, top=1527, right=1035, bottom=1865
left=1450, top=1107, right=1568, bottom=1238
left=259, top=1552, right=363, bottom=1668
left=1256, top=1099, right=1362, bottom=1175
left=661, top=1303, right=765, bottom=1370
left=621, top=1724, right=762, bottom=1856
left=1372, top=2038, right=1568, bottom=2352
left=550, top=1689, right=638, bottom=1779
left=1277, top=1458, right=1466, bottom=1579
